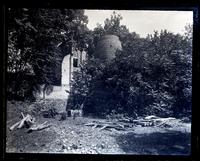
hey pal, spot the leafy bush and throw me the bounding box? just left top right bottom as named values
left=67, top=30, right=192, bottom=119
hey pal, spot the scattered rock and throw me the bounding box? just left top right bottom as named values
left=100, top=144, right=105, bottom=149
left=41, top=144, right=46, bottom=147
left=71, top=144, right=78, bottom=149
left=33, top=142, right=39, bottom=146
left=59, top=112, right=67, bottom=121
left=62, top=145, right=66, bottom=149
left=6, top=102, right=191, bottom=155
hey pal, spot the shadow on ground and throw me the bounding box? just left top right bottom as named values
left=115, top=130, right=191, bottom=155
left=6, top=123, right=57, bottom=153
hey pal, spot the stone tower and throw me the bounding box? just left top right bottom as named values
left=94, top=35, right=122, bottom=61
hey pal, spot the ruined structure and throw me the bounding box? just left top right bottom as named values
left=38, top=34, right=121, bottom=99
left=61, top=48, right=86, bottom=89
left=94, top=35, right=122, bottom=61
left=37, top=48, right=86, bottom=99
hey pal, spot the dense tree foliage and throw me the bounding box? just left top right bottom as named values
left=7, top=8, right=89, bottom=100
left=68, top=12, right=192, bottom=118
left=8, top=9, right=192, bottom=118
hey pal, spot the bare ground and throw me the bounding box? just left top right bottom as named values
left=6, top=100, right=191, bottom=155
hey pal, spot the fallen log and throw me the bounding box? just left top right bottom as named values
left=17, top=115, right=30, bottom=129
left=18, top=114, right=35, bottom=129
left=144, top=115, right=160, bottom=120
left=9, top=113, right=50, bottom=132
left=9, top=113, right=35, bottom=131
left=128, top=117, right=176, bottom=127
left=118, top=118, right=132, bottom=123
left=21, top=112, right=25, bottom=118
left=99, top=124, right=124, bottom=131
left=85, top=123, right=97, bottom=126
left=27, top=121, right=51, bottom=133
left=85, top=121, right=125, bottom=131
left=155, top=118, right=176, bottom=127
left=9, top=120, right=21, bottom=131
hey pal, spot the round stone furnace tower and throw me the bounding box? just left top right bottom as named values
left=94, top=35, right=122, bottom=61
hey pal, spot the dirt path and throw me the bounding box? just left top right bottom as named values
left=6, top=101, right=191, bottom=155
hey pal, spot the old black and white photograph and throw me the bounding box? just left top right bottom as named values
left=6, top=9, right=193, bottom=155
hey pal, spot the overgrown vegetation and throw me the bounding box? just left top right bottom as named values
left=7, top=9, right=89, bottom=101
left=67, top=12, right=192, bottom=118
left=7, top=10, right=192, bottom=118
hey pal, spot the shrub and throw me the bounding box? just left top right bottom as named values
left=67, top=31, right=192, bottom=118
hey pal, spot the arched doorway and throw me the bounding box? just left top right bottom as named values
left=61, top=54, right=71, bottom=87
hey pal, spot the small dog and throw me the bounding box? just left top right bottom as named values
left=71, top=109, right=83, bottom=119
left=66, top=109, right=83, bottom=119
